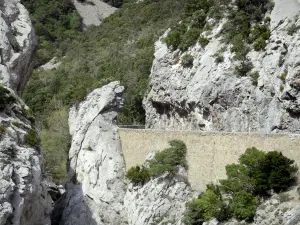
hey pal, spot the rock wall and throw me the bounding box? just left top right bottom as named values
left=0, top=88, right=52, bottom=225
left=143, top=0, right=300, bottom=133
left=0, top=1, right=52, bottom=224
left=0, top=0, right=37, bottom=94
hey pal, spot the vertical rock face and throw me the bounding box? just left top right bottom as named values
left=0, top=0, right=37, bottom=94
left=0, top=88, right=52, bottom=225
left=61, top=81, right=126, bottom=225
left=143, top=0, right=300, bottom=133
left=0, top=1, right=52, bottom=224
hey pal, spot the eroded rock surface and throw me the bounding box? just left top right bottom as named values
left=0, top=0, right=37, bottom=94
left=60, top=81, right=127, bottom=225
left=0, top=87, right=52, bottom=225
left=124, top=166, right=196, bottom=225
left=0, top=1, right=52, bottom=224
left=143, top=0, right=300, bottom=133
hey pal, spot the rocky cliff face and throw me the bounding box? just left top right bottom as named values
left=0, top=0, right=37, bottom=94
left=0, top=87, right=52, bottom=225
left=60, top=81, right=127, bottom=225
left=143, top=0, right=300, bottom=133
left=59, top=81, right=196, bottom=225
left=0, top=1, right=52, bottom=224
left=124, top=166, right=196, bottom=225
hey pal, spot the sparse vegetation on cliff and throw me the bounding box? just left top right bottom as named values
left=183, top=147, right=298, bottom=225
left=165, top=0, right=272, bottom=55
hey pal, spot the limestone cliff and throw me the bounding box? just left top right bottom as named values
left=143, top=0, right=300, bottom=133
left=0, top=0, right=37, bottom=94
left=60, top=81, right=126, bottom=225
left=0, top=1, right=52, bottom=224
left=59, top=81, right=196, bottom=225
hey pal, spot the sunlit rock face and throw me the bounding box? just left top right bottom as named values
left=0, top=0, right=37, bottom=94
left=0, top=1, right=52, bottom=224
left=143, top=0, right=300, bottom=134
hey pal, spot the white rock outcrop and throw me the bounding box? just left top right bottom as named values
left=124, top=167, right=197, bottom=225
left=61, top=81, right=127, bottom=225
left=143, top=0, right=300, bottom=133
left=0, top=1, right=52, bottom=224
left=72, top=0, right=116, bottom=27
left=0, top=0, right=37, bottom=94
left=0, top=88, right=52, bottom=225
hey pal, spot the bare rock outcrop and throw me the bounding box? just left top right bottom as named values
left=143, top=0, right=300, bottom=133
left=0, top=0, right=37, bottom=94
left=72, top=0, right=116, bottom=27
left=124, top=167, right=197, bottom=225
left=0, top=1, right=52, bottom=224
left=0, top=86, right=52, bottom=225
left=60, top=81, right=127, bottom=225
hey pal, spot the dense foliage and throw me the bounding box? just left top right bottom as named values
left=126, top=140, right=187, bottom=185
left=183, top=147, right=298, bottom=225
left=149, top=139, right=187, bottom=176
left=126, top=166, right=151, bottom=185
left=21, top=0, right=82, bottom=66
left=0, top=85, right=16, bottom=109
left=182, top=185, right=229, bottom=224
left=221, top=147, right=298, bottom=195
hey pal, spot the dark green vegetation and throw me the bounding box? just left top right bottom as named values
left=21, top=0, right=82, bottom=66
left=126, top=140, right=187, bottom=185
left=181, top=54, right=194, bottom=68
left=126, top=166, right=151, bottom=185
left=24, top=0, right=194, bottom=183
left=164, top=0, right=222, bottom=51
left=0, top=85, right=16, bottom=110
left=250, top=71, right=260, bottom=86
left=165, top=0, right=272, bottom=56
left=182, top=185, right=230, bottom=225
left=183, top=147, right=298, bottom=225
left=24, top=129, right=40, bottom=147
left=0, top=124, right=8, bottom=138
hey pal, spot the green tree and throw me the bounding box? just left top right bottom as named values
left=183, top=185, right=229, bottom=225
left=230, top=190, right=259, bottom=221
left=149, top=140, right=187, bottom=177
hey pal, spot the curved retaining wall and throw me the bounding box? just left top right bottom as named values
left=118, top=129, right=300, bottom=191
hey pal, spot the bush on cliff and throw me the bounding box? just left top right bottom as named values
left=0, top=85, right=16, bottom=110
left=183, top=147, right=298, bottom=224
left=149, top=140, right=187, bottom=177
left=221, top=147, right=298, bottom=195
left=126, top=166, right=151, bottom=185
left=182, top=185, right=230, bottom=225
left=230, top=190, right=259, bottom=221
left=126, top=140, right=187, bottom=185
